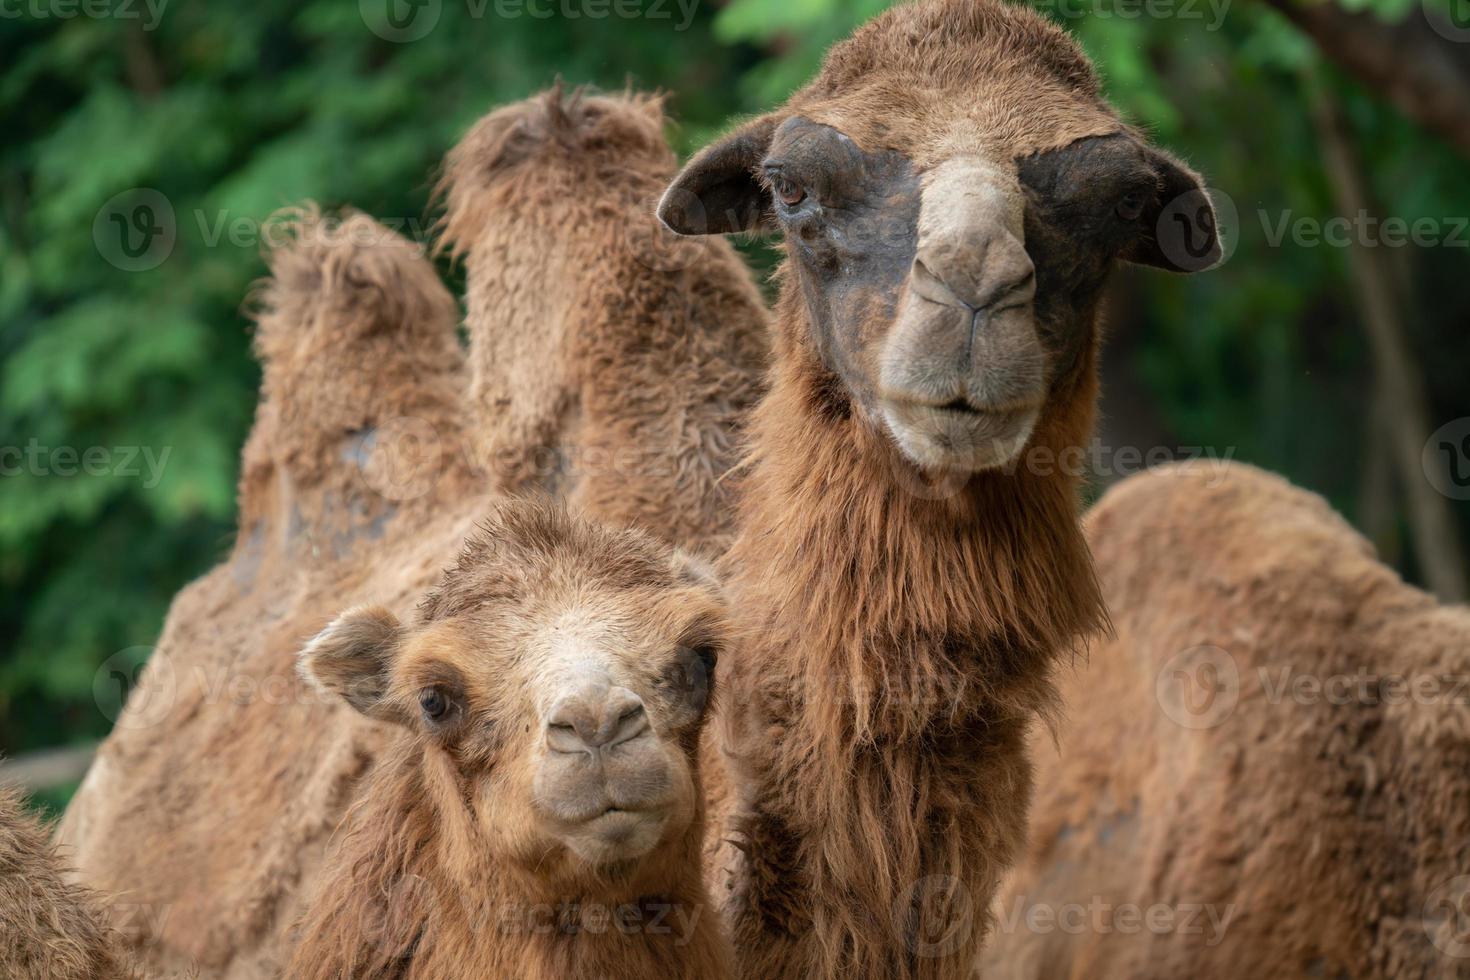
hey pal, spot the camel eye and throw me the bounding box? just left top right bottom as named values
left=772, top=175, right=806, bottom=208
left=1116, top=190, right=1147, bottom=222
left=693, top=645, right=718, bottom=675
left=419, top=687, right=450, bottom=722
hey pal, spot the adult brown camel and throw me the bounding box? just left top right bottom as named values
left=57, top=90, right=767, bottom=980
left=288, top=499, right=735, bottom=979
left=983, top=463, right=1470, bottom=980
left=658, top=0, right=1221, bottom=976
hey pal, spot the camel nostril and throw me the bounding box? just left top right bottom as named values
left=605, top=696, right=649, bottom=750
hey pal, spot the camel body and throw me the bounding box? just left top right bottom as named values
left=985, top=462, right=1470, bottom=980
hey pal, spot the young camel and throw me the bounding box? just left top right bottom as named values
left=59, top=91, right=766, bottom=980
left=1, top=788, right=142, bottom=980
left=659, top=0, right=1221, bottom=975
left=984, top=463, right=1470, bottom=980
left=288, top=500, right=732, bottom=980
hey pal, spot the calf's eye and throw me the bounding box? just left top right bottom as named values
left=420, top=687, right=450, bottom=722
left=694, top=645, right=718, bottom=674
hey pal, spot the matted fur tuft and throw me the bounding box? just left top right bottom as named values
left=434, top=86, right=671, bottom=260
left=250, top=204, right=457, bottom=350
left=239, top=203, right=466, bottom=500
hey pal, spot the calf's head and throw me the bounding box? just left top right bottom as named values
left=300, top=502, right=725, bottom=884
left=660, top=0, right=1221, bottom=473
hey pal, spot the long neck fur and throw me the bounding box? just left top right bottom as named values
left=717, top=285, right=1108, bottom=979
left=288, top=743, right=730, bottom=980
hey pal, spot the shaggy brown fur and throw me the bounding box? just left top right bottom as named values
left=0, top=787, right=142, bottom=980
left=983, top=462, right=1470, bottom=979
left=437, top=87, right=767, bottom=554
left=658, top=1, right=1218, bottom=977
left=58, top=89, right=767, bottom=980
left=713, top=352, right=1104, bottom=980
left=287, top=501, right=732, bottom=979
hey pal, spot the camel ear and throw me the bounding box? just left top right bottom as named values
left=300, top=605, right=406, bottom=722
left=1126, top=146, right=1223, bottom=274
left=658, top=113, right=781, bottom=236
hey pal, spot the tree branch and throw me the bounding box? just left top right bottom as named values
left=1306, top=71, right=1468, bottom=601
left=1265, top=0, right=1470, bottom=160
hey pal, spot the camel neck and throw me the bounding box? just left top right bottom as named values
left=725, top=353, right=1105, bottom=733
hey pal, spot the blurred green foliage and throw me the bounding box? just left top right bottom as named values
left=2, top=0, right=1467, bottom=755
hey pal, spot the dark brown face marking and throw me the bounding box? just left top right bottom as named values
left=1018, top=133, right=1160, bottom=383
left=659, top=93, right=1221, bottom=471
left=763, top=117, right=920, bottom=415
left=765, top=122, right=1179, bottom=412
left=1018, top=132, right=1223, bottom=384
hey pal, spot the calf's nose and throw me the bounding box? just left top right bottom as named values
left=546, top=683, right=648, bottom=756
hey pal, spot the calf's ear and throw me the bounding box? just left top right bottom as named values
left=1126, top=146, right=1223, bottom=274
left=299, top=605, right=406, bottom=723
left=658, top=113, right=781, bottom=236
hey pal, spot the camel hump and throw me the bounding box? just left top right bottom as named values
left=1086, top=459, right=1371, bottom=575
left=435, top=85, right=673, bottom=258
left=251, top=204, right=458, bottom=366
left=1085, top=460, right=1433, bottom=680
left=239, top=205, right=470, bottom=534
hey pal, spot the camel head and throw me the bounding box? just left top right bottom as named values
left=659, top=0, right=1221, bottom=473
left=299, top=500, right=726, bottom=886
